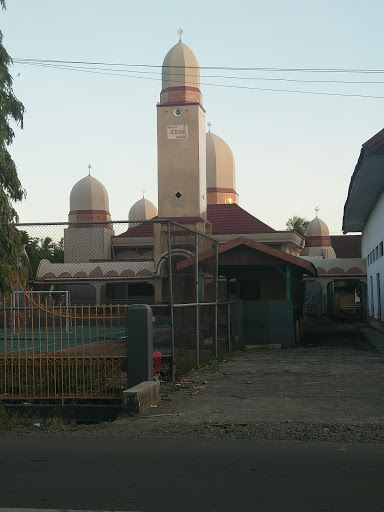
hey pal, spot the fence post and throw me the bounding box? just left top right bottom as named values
left=227, top=302, right=231, bottom=353
left=167, top=222, right=176, bottom=381
left=126, top=305, right=153, bottom=388
left=215, top=241, right=218, bottom=358
left=195, top=232, right=200, bottom=369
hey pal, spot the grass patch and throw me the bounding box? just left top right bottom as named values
left=0, top=410, right=77, bottom=433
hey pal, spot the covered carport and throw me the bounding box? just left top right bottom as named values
left=177, top=237, right=317, bottom=347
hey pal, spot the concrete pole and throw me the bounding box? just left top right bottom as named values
left=127, top=304, right=153, bottom=388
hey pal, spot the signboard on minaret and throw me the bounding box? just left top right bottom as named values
left=167, top=125, right=188, bottom=139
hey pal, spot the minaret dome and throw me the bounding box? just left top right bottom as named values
left=160, top=39, right=201, bottom=105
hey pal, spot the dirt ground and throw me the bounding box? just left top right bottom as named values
left=3, top=318, right=384, bottom=443
left=70, top=318, right=382, bottom=443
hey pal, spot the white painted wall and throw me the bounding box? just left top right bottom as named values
left=362, top=188, right=384, bottom=319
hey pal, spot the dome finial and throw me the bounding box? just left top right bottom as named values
left=207, top=121, right=211, bottom=132
left=142, top=188, right=146, bottom=198
left=88, top=164, right=91, bottom=176
left=178, top=27, right=183, bottom=41
left=315, top=206, right=319, bottom=217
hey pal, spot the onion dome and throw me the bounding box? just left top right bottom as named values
left=160, top=38, right=202, bottom=105
left=206, top=130, right=238, bottom=205
left=301, top=213, right=336, bottom=258
left=129, top=197, right=158, bottom=222
left=68, top=174, right=111, bottom=225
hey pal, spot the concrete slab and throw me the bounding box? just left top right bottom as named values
left=122, top=380, right=160, bottom=414
left=245, top=344, right=281, bottom=350
left=361, top=327, right=384, bottom=355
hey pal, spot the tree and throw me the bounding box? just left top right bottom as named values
left=18, top=231, right=64, bottom=278
left=0, top=0, right=26, bottom=293
left=286, top=215, right=309, bottom=237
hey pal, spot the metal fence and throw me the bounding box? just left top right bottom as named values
left=0, top=220, right=235, bottom=401
left=0, top=291, right=127, bottom=402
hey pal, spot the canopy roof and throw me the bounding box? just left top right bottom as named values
left=177, top=237, right=317, bottom=277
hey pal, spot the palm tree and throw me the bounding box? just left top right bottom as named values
left=39, top=237, right=54, bottom=259
left=286, top=215, right=309, bottom=237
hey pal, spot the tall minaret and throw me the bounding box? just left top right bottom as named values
left=157, top=30, right=207, bottom=232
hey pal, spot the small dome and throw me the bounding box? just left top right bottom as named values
left=129, top=197, right=158, bottom=222
left=301, top=215, right=336, bottom=258
left=70, top=175, right=109, bottom=213
left=162, top=40, right=200, bottom=90
left=306, top=217, right=330, bottom=237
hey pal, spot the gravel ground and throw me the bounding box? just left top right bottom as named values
left=2, top=320, right=384, bottom=444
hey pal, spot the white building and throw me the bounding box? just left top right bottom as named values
left=343, top=128, right=384, bottom=331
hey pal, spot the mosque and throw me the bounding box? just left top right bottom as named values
left=35, top=33, right=365, bottom=334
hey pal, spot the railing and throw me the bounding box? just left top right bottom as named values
left=0, top=289, right=235, bottom=400
left=340, top=303, right=362, bottom=313
left=0, top=291, right=127, bottom=402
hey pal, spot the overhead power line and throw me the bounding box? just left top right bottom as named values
left=14, top=58, right=384, bottom=74
left=15, top=60, right=384, bottom=85
left=12, top=58, right=384, bottom=99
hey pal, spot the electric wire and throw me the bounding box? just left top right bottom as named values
left=13, top=58, right=384, bottom=74
left=12, top=59, right=384, bottom=99
left=14, top=60, right=384, bottom=84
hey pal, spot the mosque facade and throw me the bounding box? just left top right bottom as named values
left=35, top=35, right=365, bottom=326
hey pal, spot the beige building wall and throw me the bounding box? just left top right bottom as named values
left=64, top=227, right=114, bottom=263
left=157, top=104, right=207, bottom=220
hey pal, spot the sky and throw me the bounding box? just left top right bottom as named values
left=2, top=0, right=384, bottom=234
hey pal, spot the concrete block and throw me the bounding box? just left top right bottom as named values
left=122, top=380, right=160, bottom=414
left=245, top=344, right=281, bottom=350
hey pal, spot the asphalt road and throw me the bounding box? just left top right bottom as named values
left=0, top=436, right=382, bottom=512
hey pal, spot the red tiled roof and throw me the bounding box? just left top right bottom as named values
left=116, top=204, right=274, bottom=238
left=117, top=220, right=157, bottom=238
left=206, top=204, right=275, bottom=235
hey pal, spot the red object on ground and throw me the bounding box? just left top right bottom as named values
left=153, top=351, right=162, bottom=376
